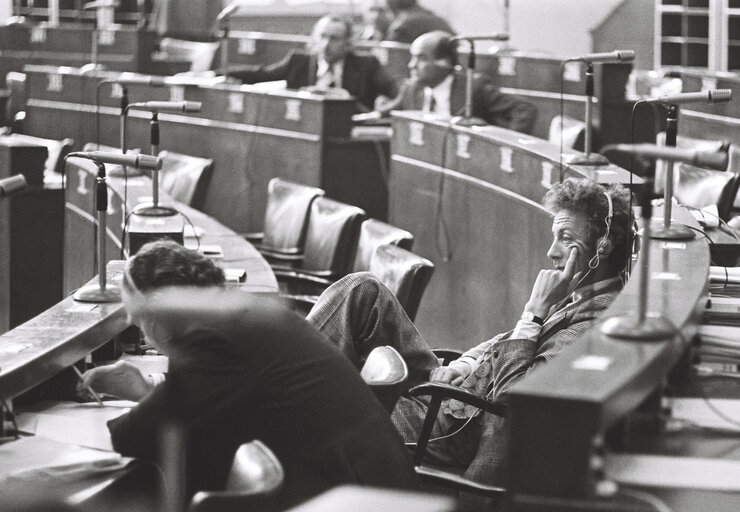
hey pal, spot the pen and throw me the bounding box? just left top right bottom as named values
left=72, top=365, right=104, bottom=407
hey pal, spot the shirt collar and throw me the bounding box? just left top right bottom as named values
left=570, top=276, right=623, bottom=304
left=431, top=73, right=454, bottom=98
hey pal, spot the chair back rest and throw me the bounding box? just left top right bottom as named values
left=302, top=197, right=366, bottom=274
left=225, top=440, right=285, bottom=493
left=360, top=345, right=409, bottom=413
left=262, top=178, right=325, bottom=254
left=158, top=37, right=219, bottom=72
left=157, top=150, right=213, bottom=207
left=5, top=133, right=73, bottom=176
left=5, top=71, right=26, bottom=126
left=549, top=115, right=585, bottom=151
left=369, top=244, right=434, bottom=322
left=351, top=219, right=414, bottom=273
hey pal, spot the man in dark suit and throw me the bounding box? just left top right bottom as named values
left=228, top=15, right=398, bottom=111
left=84, top=241, right=419, bottom=506
left=379, top=30, right=537, bottom=134
left=307, top=178, right=633, bottom=494
left=384, top=0, right=454, bottom=44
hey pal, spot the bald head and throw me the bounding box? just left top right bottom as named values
left=408, top=31, right=457, bottom=87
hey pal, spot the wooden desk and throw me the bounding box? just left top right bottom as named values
left=22, top=66, right=389, bottom=231
left=387, top=111, right=638, bottom=350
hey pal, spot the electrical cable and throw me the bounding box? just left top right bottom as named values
left=434, top=122, right=454, bottom=262
left=0, top=396, right=20, bottom=440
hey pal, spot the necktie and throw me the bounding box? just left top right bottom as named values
left=316, top=67, right=335, bottom=89
left=423, top=87, right=436, bottom=112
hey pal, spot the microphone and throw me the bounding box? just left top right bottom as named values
left=68, top=151, right=162, bottom=170
left=216, top=3, right=239, bottom=22
left=602, top=143, right=729, bottom=172
left=127, top=101, right=202, bottom=113
left=108, top=75, right=167, bottom=87
left=0, top=174, right=27, bottom=198
left=642, top=89, right=732, bottom=106
left=572, top=50, right=635, bottom=63
left=451, top=34, right=510, bottom=42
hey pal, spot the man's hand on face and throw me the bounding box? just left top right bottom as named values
left=76, top=360, right=155, bottom=402
left=524, top=247, right=583, bottom=318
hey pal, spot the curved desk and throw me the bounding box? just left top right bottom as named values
left=388, top=111, right=639, bottom=349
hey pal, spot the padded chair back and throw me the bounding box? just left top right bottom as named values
left=262, top=178, right=324, bottom=254
left=158, top=37, right=219, bottom=72
left=351, top=219, right=414, bottom=273
left=189, top=440, right=284, bottom=512
left=302, top=197, right=366, bottom=274
left=6, top=71, right=27, bottom=131
left=5, top=133, right=73, bottom=176
left=157, top=150, right=213, bottom=207
left=369, top=244, right=434, bottom=322
left=360, top=346, right=409, bottom=414
left=549, top=115, right=585, bottom=151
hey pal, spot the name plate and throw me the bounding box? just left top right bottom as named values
left=169, top=86, right=185, bottom=102
left=541, top=162, right=554, bottom=188
left=228, top=92, right=245, bottom=114
left=498, top=57, right=516, bottom=76
left=30, top=26, right=47, bottom=43
left=284, top=99, right=302, bottom=121
left=563, top=61, right=582, bottom=83
left=701, top=77, right=718, bottom=92
left=76, top=169, right=89, bottom=195
left=98, top=29, right=116, bottom=46
left=456, top=134, right=471, bottom=159
left=408, top=122, right=424, bottom=146
left=499, top=147, right=513, bottom=173
left=47, top=73, right=63, bottom=92
left=372, top=47, right=389, bottom=65
left=237, top=38, right=256, bottom=55
left=111, top=83, right=124, bottom=99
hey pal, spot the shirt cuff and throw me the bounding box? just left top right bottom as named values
left=148, top=372, right=166, bottom=387
left=512, top=320, right=543, bottom=341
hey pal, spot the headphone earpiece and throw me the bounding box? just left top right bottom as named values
left=588, top=191, right=614, bottom=270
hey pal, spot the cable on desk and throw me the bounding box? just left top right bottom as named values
left=619, top=488, right=672, bottom=512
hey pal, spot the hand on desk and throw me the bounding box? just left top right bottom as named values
left=77, top=360, right=155, bottom=402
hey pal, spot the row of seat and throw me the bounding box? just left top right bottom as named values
left=248, top=177, right=435, bottom=321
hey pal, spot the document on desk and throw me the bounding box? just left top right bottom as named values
left=0, top=436, right=133, bottom=483
left=16, top=400, right=136, bottom=451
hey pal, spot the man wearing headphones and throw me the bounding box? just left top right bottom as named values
left=307, top=178, right=633, bottom=493
left=378, top=30, right=537, bottom=134
left=227, top=15, right=398, bottom=111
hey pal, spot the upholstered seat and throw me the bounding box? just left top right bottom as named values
left=5, top=71, right=26, bottom=132
left=360, top=345, right=409, bottom=414
left=157, top=150, right=213, bottom=207
left=351, top=219, right=414, bottom=273
left=189, top=440, right=284, bottom=512
left=4, top=133, right=73, bottom=177
left=368, top=244, right=434, bottom=322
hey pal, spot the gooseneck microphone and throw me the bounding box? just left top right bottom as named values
left=107, top=75, right=167, bottom=87
left=68, top=151, right=162, bottom=170
left=642, top=89, right=732, bottom=105
left=0, top=174, right=27, bottom=198
left=127, top=101, right=202, bottom=113
left=450, top=34, right=510, bottom=42
left=571, top=50, right=636, bottom=63
left=601, top=143, right=730, bottom=172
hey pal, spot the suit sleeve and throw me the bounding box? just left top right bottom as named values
left=228, top=51, right=294, bottom=84
left=476, top=79, right=537, bottom=134
left=370, top=58, right=400, bottom=101
left=376, top=80, right=413, bottom=116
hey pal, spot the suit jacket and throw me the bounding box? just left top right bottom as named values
left=460, top=278, right=623, bottom=493
left=229, top=50, right=399, bottom=111
left=381, top=72, right=537, bottom=134
left=108, top=291, right=418, bottom=507
left=385, top=5, right=455, bottom=44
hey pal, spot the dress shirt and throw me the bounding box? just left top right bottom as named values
left=316, top=58, right=344, bottom=88
left=428, top=74, right=454, bottom=116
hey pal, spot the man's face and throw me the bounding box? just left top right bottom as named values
left=547, top=209, right=594, bottom=279
left=408, top=34, right=452, bottom=87
left=314, top=19, right=351, bottom=64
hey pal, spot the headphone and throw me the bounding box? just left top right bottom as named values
left=588, top=190, right=613, bottom=270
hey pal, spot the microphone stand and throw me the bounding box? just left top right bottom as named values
left=110, top=84, right=142, bottom=177
left=451, top=38, right=486, bottom=127
left=600, top=165, right=674, bottom=340
left=568, top=63, right=609, bottom=166
left=131, top=110, right=177, bottom=217
left=650, top=104, right=695, bottom=240
left=219, top=16, right=230, bottom=81
left=74, top=161, right=121, bottom=303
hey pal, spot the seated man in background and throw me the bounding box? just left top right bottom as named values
left=306, top=178, right=633, bottom=490
left=85, top=241, right=419, bottom=506
left=378, top=30, right=537, bottom=134
left=358, top=0, right=391, bottom=41
left=228, top=14, right=398, bottom=111
left=384, top=0, right=455, bottom=44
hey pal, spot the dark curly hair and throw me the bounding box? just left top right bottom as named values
left=543, top=178, right=634, bottom=272
left=124, top=240, right=225, bottom=293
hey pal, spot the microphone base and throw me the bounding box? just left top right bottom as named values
left=74, top=284, right=121, bottom=303
left=569, top=153, right=611, bottom=166
left=132, top=203, right=179, bottom=217
left=79, top=63, right=108, bottom=75
left=650, top=222, right=696, bottom=241
left=450, top=116, right=488, bottom=127
left=600, top=313, right=675, bottom=340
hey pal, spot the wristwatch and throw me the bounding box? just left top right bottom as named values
left=520, top=311, right=545, bottom=326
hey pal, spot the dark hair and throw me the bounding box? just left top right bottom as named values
left=543, top=178, right=634, bottom=272
left=427, top=30, right=457, bottom=64
left=125, top=240, right=225, bottom=293
left=387, top=0, right=416, bottom=10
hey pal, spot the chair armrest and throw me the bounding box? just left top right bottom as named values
left=280, top=293, right=320, bottom=317
left=432, top=348, right=464, bottom=365
left=190, top=490, right=279, bottom=512
left=242, top=232, right=264, bottom=244
left=272, top=268, right=336, bottom=288
left=409, top=382, right=507, bottom=417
